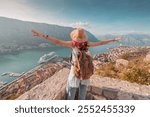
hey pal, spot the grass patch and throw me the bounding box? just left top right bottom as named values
left=95, top=55, right=150, bottom=85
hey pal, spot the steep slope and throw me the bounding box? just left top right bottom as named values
left=0, top=17, right=98, bottom=53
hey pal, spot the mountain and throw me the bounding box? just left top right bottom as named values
left=0, top=17, right=98, bottom=54
left=96, top=33, right=150, bottom=46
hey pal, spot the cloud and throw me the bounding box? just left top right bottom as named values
left=0, top=0, right=36, bottom=21
left=0, top=0, right=68, bottom=24
left=70, top=21, right=91, bottom=29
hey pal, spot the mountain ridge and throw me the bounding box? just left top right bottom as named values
left=96, top=33, right=150, bottom=46
left=0, top=17, right=98, bottom=54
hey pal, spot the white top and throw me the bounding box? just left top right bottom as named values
left=67, top=48, right=90, bottom=88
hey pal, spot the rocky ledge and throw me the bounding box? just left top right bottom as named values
left=0, top=63, right=65, bottom=100
left=16, top=68, right=150, bottom=100
left=17, top=68, right=70, bottom=100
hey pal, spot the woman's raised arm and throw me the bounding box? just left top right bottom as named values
left=32, top=29, right=72, bottom=48
left=88, top=36, right=123, bottom=47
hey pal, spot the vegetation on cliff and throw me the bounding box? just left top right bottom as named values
left=95, top=54, right=150, bottom=85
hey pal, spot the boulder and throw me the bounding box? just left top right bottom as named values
left=115, top=59, right=129, bottom=68
left=93, top=60, right=103, bottom=69
left=144, top=54, right=150, bottom=63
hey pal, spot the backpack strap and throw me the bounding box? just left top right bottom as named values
left=69, top=48, right=74, bottom=65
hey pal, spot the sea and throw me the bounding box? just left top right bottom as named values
left=0, top=43, right=118, bottom=84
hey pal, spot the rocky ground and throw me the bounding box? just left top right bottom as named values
left=1, top=46, right=150, bottom=100
left=17, top=68, right=70, bottom=100
left=93, top=46, right=150, bottom=68
left=17, top=68, right=150, bottom=100
left=94, top=46, right=150, bottom=62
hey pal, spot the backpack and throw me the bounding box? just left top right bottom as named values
left=72, top=49, right=94, bottom=80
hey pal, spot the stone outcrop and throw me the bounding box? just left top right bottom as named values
left=17, top=68, right=69, bottom=100
left=88, top=76, right=150, bottom=100
left=115, top=59, right=129, bottom=68
left=0, top=63, right=64, bottom=100
left=16, top=69, right=150, bottom=100
left=144, top=54, right=150, bottom=63
left=93, top=60, right=103, bottom=69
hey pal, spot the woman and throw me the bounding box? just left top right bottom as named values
left=32, top=28, right=123, bottom=100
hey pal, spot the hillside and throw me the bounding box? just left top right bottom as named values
left=0, top=17, right=98, bottom=54
left=94, top=46, right=150, bottom=85
left=96, top=33, right=150, bottom=46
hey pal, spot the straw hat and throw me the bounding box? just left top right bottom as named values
left=70, top=28, right=88, bottom=42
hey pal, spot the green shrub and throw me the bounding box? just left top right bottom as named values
left=95, top=63, right=117, bottom=78
left=121, top=67, right=150, bottom=85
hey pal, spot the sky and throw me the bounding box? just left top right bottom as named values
left=0, top=0, right=150, bottom=35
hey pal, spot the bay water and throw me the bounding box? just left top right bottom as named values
left=0, top=44, right=117, bottom=84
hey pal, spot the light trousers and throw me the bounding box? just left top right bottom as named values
left=67, top=83, right=87, bottom=100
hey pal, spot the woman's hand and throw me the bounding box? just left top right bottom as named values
left=88, top=35, right=124, bottom=47
left=32, top=29, right=43, bottom=37
left=31, top=29, right=72, bottom=47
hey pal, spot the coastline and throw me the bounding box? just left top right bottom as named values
left=0, top=45, right=150, bottom=100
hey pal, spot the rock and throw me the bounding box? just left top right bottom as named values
left=86, top=93, right=94, bottom=100
left=17, top=68, right=70, bottom=100
left=148, top=69, right=150, bottom=73
left=91, top=86, right=102, bottom=96
left=93, top=95, right=106, bottom=100
left=133, top=94, right=149, bottom=100
left=102, top=87, right=119, bottom=100
left=144, top=54, right=150, bottom=63
left=86, top=92, right=106, bottom=100
left=93, top=60, right=103, bottom=69
left=90, top=76, right=150, bottom=100
left=94, top=46, right=150, bottom=63
left=115, top=59, right=129, bottom=68
left=117, top=91, right=133, bottom=100
left=0, top=63, right=64, bottom=100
